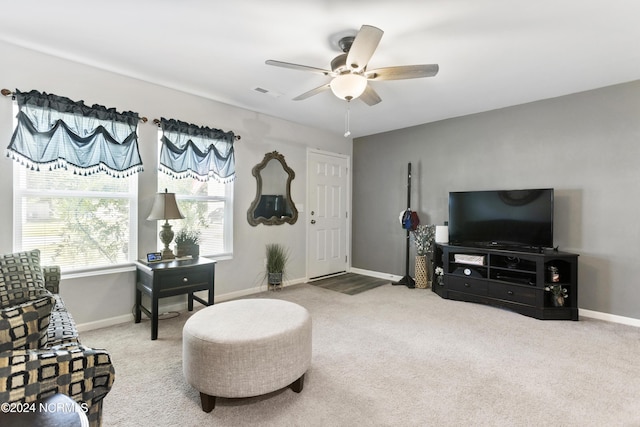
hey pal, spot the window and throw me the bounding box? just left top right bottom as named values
left=155, top=118, right=236, bottom=258
left=14, top=166, right=138, bottom=270
left=7, top=89, right=143, bottom=271
left=157, top=174, right=233, bottom=257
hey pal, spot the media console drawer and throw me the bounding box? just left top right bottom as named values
left=446, top=275, right=488, bottom=296
left=488, top=282, right=537, bottom=305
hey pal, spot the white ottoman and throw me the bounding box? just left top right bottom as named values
left=182, top=298, right=312, bottom=412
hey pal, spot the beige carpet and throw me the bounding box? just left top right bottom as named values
left=81, top=283, right=640, bottom=426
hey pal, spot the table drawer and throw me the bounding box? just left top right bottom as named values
left=156, top=268, right=212, bottom=290
left=488, top=282, right=537, bottom=305
left=445, top=275, right=488, bottom=296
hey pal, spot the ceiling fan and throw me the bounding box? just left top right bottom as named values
left=265, top=25, right=439, bottom=106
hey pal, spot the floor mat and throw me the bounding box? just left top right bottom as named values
left=308, top=273, right=390, bottom=295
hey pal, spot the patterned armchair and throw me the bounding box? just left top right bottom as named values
left=0, top=250, right=115, bottom=427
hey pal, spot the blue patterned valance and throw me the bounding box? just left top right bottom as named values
left=6, top=89, right=143, bottom=177
left=159, top=118, right=235, bottom=182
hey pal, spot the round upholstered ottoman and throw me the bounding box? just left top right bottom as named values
left=182, top=298, right=312, bottom=412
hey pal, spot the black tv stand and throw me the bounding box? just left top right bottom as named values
left=432, top=244, right=579, bottom=320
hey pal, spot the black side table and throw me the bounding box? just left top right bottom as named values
left=135, top=257, right=215, bottom=340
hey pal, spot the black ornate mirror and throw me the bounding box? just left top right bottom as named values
left=247, top=151, right=298, bottom=226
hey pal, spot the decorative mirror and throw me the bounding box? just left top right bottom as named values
left=247, top=151, right=298, bottom=226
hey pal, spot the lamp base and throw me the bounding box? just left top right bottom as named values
left=159, top=221, right=176, bottom=260
left=161, top=248, right=176, bottom=260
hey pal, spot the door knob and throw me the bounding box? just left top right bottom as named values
left=311, top=219, right=316, bottom=224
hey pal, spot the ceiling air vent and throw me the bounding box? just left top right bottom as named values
left=253, top=87, right=283, bottom=98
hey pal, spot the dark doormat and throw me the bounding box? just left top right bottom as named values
left=308, top=273, right=390, bottom=295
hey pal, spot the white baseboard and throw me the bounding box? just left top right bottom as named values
left=76, top=277, right=307, bottom=333
left=348, top=268, right=640, bottom=328
left=211, top=277, right=306, bottom=303
left=77, top=273, right=640, bottom=332
left=579, top=309, right=640, bottom=328
left=76, top=301, right=187, bottom=333
left=349, top=267, right=403, bottom=283
left=77, top=313, right=135, bottom=333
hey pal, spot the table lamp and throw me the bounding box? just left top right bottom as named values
left=147, top=189, right=184, bottom=259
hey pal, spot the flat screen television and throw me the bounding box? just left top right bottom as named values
left=448, top=188, right=554, bottom=250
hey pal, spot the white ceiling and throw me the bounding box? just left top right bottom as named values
left=2, top=1, right=639, bottom=138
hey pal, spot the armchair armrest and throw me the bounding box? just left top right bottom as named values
left=42, top=266, right=61, bottom=294
left=0, top=344, right=115, bottom=427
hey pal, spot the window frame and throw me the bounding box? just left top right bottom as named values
left=156, top=132, right=234, bottom=259
left=12, top=164, right=139, bottom=273
left=10, top=103, right=139, bottom=273
left=172, top=183, right=234, bottom=259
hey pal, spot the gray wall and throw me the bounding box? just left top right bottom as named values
left=353, top=80, right=640, bottom=320
left=0, top=40, right=351, bottom=328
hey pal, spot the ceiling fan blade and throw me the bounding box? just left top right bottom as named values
left=366, top=64, right=439, bottom=81
left=265, top=60, right=334, bottom=76
left=293, top=83, right=331, bottom=101
left=359, top=84, right=382, bottom=106
left=346, top=25, right=384, bottom=71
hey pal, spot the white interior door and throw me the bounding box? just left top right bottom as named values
left=307, top=150, right=349, bottom=279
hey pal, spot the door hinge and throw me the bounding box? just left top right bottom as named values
left=345, top=255, right=348, bottom=263
left=346, top=211, right=348, bottom=218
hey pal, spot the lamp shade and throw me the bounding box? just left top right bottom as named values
left=147, top=189, right=185, bottom=221
left=330, top=74, right=368, bottom=101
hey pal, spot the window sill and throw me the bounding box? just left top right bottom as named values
left=59, top=254, right=232, bottom=280
left=61, top=264, right=136, bottom=280
left=205, top=253, right=233, bottom=262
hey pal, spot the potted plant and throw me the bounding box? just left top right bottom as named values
left=265, top=243, right=289, bottom=290
left=545, top=284, right=568, bottom=307
left=174, top=229, right=201, bottom=258
left=411, top=224, right=436, bottom=288
left=434, top=266, right=445, bottom=288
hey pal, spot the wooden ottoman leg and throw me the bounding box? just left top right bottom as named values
left=200, top=392, right=216, bottom=412
left=290, top=373, right=305, bottom=393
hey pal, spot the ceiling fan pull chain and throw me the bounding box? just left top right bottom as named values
left=344, top=101, right=351, bottom=137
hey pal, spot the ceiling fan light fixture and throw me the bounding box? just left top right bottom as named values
left=330, top=73, right=367, bottom=101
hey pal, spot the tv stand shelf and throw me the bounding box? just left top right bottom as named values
left=433, top=244, right=579, bottom=320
